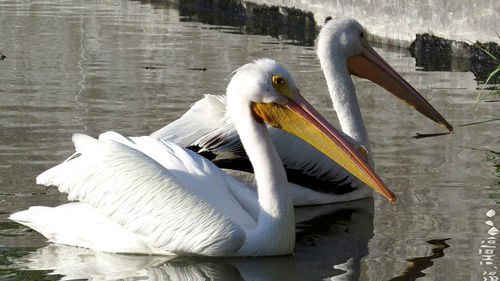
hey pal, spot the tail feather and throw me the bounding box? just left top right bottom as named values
left=9, top=203, right=163, bottom=254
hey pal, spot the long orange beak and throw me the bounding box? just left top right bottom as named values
left=347, top=40, right=453, bottom=132
left=252, top=93, right=396, bottom=202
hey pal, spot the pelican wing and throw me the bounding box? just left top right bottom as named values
left=152, top=95, right=362, bottom=194
left=151, top=95, right=247, bottom=166
left=35, top=132, right=258, bottom=256
left=151, top=94, right=229, bottom=147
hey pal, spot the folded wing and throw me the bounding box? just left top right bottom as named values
left=34, top=132, right=257, bottom=256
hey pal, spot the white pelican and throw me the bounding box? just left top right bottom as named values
left=10, top=59, right=394, bottom=256
left=151, top=18, right=453, bottom=205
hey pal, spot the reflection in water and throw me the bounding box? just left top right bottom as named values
left=9, top=200, right=374, bottom=281
left=462, top=147, right=500, bottom=180
left=137, top=0, right=318, bottom=45
left=0, top=248, right=54, bottom=280
left=412, top=52, right=499, bottom=84
left=486, top=150, right=500, bottom=179
left=411, top=132, right=452, bottom=139
left=459, top=118, right=500, bottom=128
left=410, top=42, right=500, bottom=85
left=388, top=239, right=450, bottom=281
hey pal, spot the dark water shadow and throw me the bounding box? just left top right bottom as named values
left=132, top=0, right=318, bottom=46
left=412, top=52, right=499, bottom=84
left=387, top=238, right=451, bottom=281
left=411, top=132, right=452, bottom=139
left=409, top=34, right=500, bottom=84
left=4, top=199, right=374, bottom=281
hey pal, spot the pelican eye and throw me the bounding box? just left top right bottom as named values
left=360, top=32, right=364, bottom=38
left=273, top=75, right=285, bottom=85
left=271, top=75, right=292, bottom=98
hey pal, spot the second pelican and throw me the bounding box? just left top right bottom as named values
left=152, top=18, right=453, bottom=205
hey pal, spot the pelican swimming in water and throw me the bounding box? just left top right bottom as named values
left=152, top=18, right=452, bottom=205
left=10, top=59, right=394, bottom=256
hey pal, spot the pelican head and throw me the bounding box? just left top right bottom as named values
left=318, top=18, right=453, bottom=132
left=226, top=58, right=299, bottom=122
left=318, top=18, right=367, bottom=59
left=226, top=59, right=395, bottom=202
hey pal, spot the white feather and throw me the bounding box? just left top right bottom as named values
left=151, top=94, right=229, bottom=147
left=35, top=133, right=251, bottom=256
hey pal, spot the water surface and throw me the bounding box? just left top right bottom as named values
left=0, top=1, right=498, bottom=280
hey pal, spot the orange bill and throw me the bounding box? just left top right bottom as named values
left=347, top=40, right=453, bottom=132
left=252, top=93, right=396, bottom=202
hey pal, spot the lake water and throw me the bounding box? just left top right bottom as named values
left=0, top=1, right=498, bottom=280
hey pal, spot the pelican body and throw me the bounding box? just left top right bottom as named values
left=152, top=18, right=452, bottom=205
left=10, top=59, right=394, bottom=256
